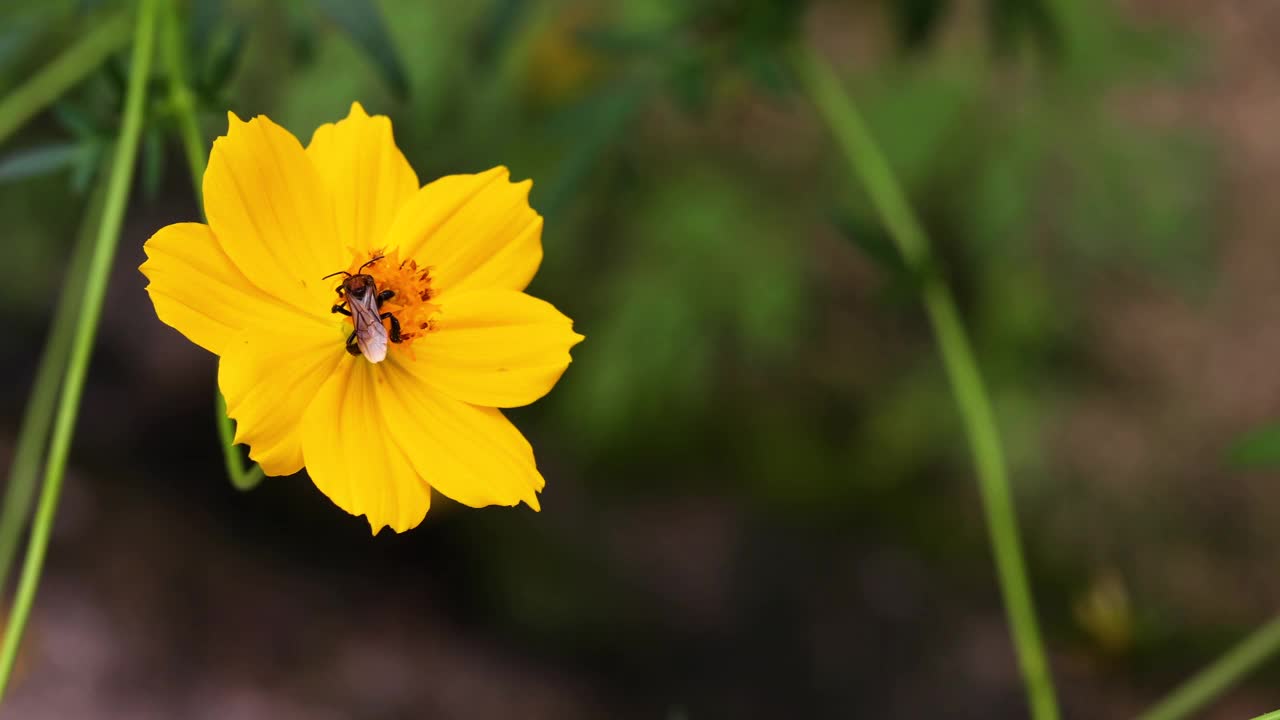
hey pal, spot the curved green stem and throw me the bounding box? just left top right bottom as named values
left=0, top=0, right=159, bottom=700
left=1250, top=711, right=1280, bottom=720
left=791, top=42, right=1060, bottom=720
left=215, top=392, right=263, bottom=491
left=160, top=0, right=262, bottom=491
left=0, top=168, right=109, bottom=600
left=0, top=10, right=133, bottom=147
left=1137, top=614, right=1280, bottom=720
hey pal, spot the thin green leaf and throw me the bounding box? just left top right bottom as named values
left=0, top=143, right=80, bottom=183
left=0, top=9, right=132, bottom=146
left=52, top=99, right=102, bottom=139
left=69, top=140, right=104, bottom=194
left=834, top=210, right=909, bottom=276
left=0, top=14, right=51, bottom=71
left=539, top=83, right=645, bottom=217
left=188, top=0, right=226, bottom=57
left=198, top=22, right=245, bottom=97
left=313, top=0, right=410, bottom=99
left=102, top=53, right=128, bottom=99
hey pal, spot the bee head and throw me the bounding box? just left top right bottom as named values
left=344, top=273, right=376, bottom=300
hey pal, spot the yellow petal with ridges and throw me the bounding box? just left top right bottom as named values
left=402, top=290, right=583, bottom=408
left=300, top=356, right=432, bottom=533
left=383, top=166, right=543, bottom=296
left=218, top=326, right=345, bottom=476
left=204, top=112, right=341, bottom=313
left=139, top=106, right=578, bottom=530
left=381, top=359, right=544, bottom=510
left=141, top=222, right=330, bottom=355
left=306, top=102, right=419, bottom=255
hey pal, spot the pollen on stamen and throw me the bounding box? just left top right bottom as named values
left=342, top=248, right=439, bottom=354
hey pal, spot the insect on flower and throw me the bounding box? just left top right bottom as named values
left=324, top=255, right=401, bottom=362
left=139, top=102, right=584, bottom=534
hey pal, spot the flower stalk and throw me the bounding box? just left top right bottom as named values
left=161, top=0, right=205, bottom=199
left=0, top=170, right=108, bottom=602
left=159, top=0, right=263, bottom=491
left=1137, top=613, right=1280, bottom=720
left=0, top=0, right=160, bottom=699
left=790, top=41, right=1061, bottom=720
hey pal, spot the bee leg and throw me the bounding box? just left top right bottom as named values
left=381, top=313, right=402, bottom=343
left=376, top=289, right=395, bottom=307
left=345, top=330, right=361, bottom=356
left=331, top=303, right=351, bottom=316
left=334, top=285, right=345, bottom=296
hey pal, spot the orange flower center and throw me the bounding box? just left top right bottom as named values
left=336, top=249, right=439, bottom=353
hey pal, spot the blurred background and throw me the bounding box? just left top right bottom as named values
left=1, top=0, right=1278, bottom=717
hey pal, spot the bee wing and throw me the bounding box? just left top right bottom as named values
left=350, top=296, right=389, bottom=363
left=357, top=322, right=388, bottom=363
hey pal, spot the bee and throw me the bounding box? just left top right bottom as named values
left=323, top=256, right=401, bottom=363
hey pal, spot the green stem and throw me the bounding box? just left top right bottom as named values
left=791, top=42, right=1060, bottom=720
left=1137, top=614, right=1280, bottom=720
left=0, top=167, right=110, bottom=600
left=161, top=0, right=205, bottom=197
left=1251, top=711, right=1280, bottom=720
left=0, top=10, right=133, bottom=147
left=160, top=0, right=262, bottom=491
left=0, top=0, right=159, bottom=700
left=215, top=393, right=263, bottom=491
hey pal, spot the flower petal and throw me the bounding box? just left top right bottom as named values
left=401, top=290, right=583, bottom=408
left=383, top=166, right=543, bottom=295
left=300, top=356, right=432, bottom=533
left=306, top=102, right=419, bottom=255
left=141, top=222, right=329, bottom=355
left=218, top=326, right=345, bottom=477
left=204, top=112, right=341, bottom=313
left=380, top=360, right=544, bottom=510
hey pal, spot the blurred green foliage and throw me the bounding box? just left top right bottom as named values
left=0, top=0, right=1224, bottom=685
left=0, top=0, right=1212, bottom=518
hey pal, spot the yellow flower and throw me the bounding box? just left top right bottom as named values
left=139, top=102, right=583, bottom=533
